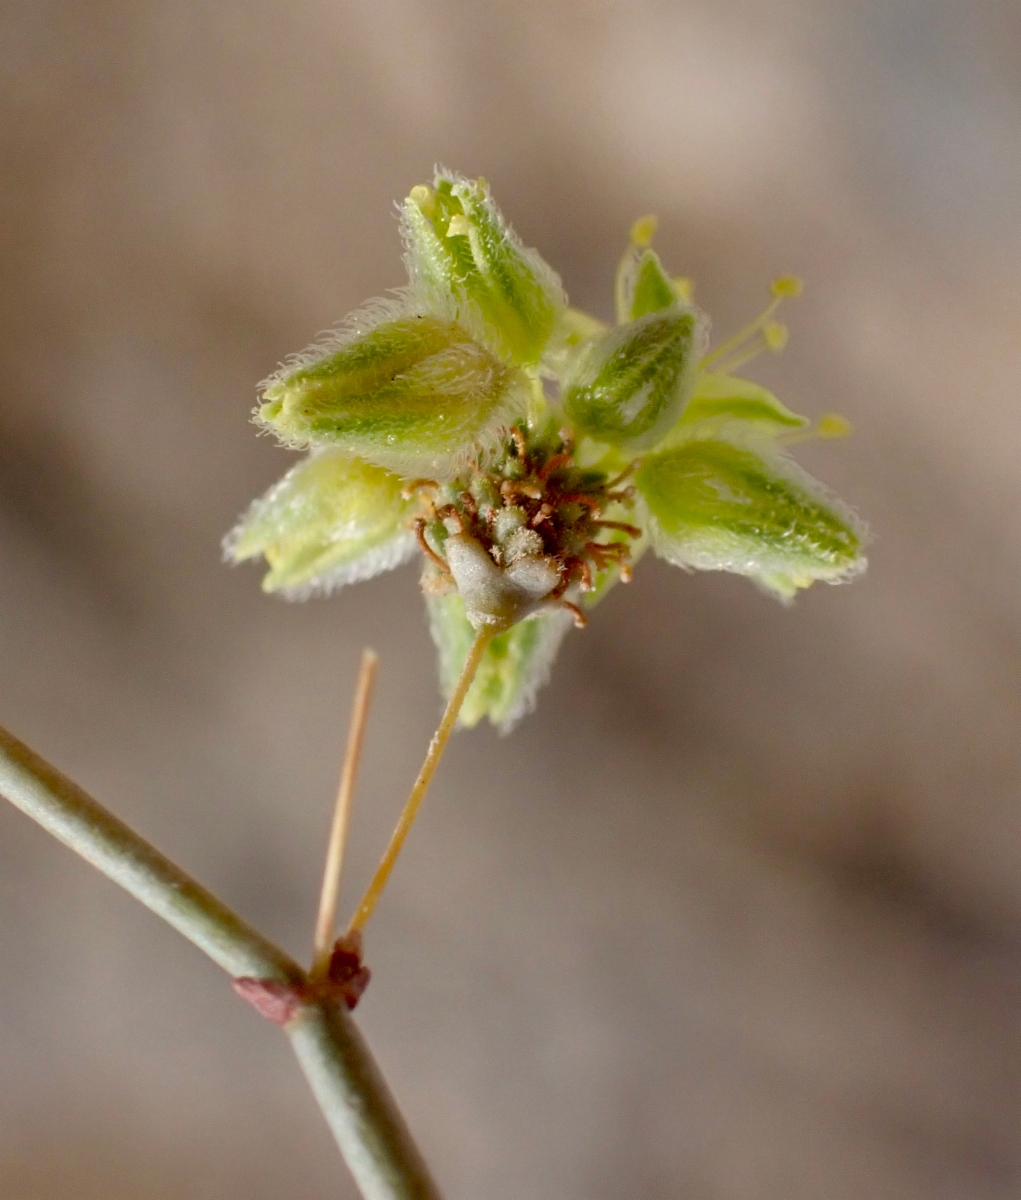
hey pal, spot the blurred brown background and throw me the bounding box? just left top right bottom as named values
left=2, top=1, right=1021, bottom=1197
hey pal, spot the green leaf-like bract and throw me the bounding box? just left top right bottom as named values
left=257, top=315, right=530, bottom=480
left=618, top=247, right=681, bottom=322
left=226, top=450, right=414, bottom=597
left=562, top=307, right=707, bottom=450
left=636, top=439, right=865, bottom=599
left=660, top=371, right=809, bottom=444
left=427, top=592, right=572, bottom=732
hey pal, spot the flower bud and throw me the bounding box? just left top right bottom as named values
left=257, top=315, right=530, bottom=480
left=635, top=439, right=865, bottom=599
left=561, top=307, right=708, bottom=449
left=402, top=173, right=565, bottom=366
left=225, top=450, right=414, bottom=597
left=427, top=592, right=573, bottom=731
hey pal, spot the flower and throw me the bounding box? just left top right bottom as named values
left=227, top=173, right=866, bottom=731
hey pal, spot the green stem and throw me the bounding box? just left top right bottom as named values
left=289, top=1000, right=439, bottom=1200
left=0, top=724, right=300, bottom=983
left=0, top=723, right=442, bottom=1200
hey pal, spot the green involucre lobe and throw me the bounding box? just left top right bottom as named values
left=226, top=450, right=414, bottom=596
left=636, top=439, right=865, bottom=600
left=662, top=371, right=809, bottom=444
left=618, top=247, right=682, bottom=322
left=562, top=307, right=708, bottom=449
left=402, top=173, right=565, bottom=366
left=427, top=592, right=573, bottom=732
left=257, top=315, right=530, bottom=480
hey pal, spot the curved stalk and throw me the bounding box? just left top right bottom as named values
left=0, top=723, right=442, bottom=1200
left=349, top=628, right=493, bottom=933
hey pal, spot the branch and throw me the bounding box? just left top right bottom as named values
left=0, top=723, right=442, bottom=1200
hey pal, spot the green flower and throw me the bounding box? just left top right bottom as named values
left=636, top=439, right=862, bottom=601
left=256, top=311, right=532, bottom=480
left=227, top=450, right=415, bottom=597
left=561, top=306, right=707, bottom=449
left=227, top=176, right=866, bottom=729
left=401, top=170, right=565, bottom=366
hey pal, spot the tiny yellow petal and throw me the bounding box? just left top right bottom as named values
left=446, top=213, right=471, bottom=237
left=630, top=215, right=658, bottom=247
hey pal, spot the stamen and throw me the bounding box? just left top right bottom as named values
left=771, top=275, right=803, bottom=298
left=708, top=322, right=788, bottom=376
left=558, top=492, right=602, bottom=515
left=819, top=414, right=851, bottom=438
left=538, top=452, right=573, bottom=481
left=708, top=341, right=767, bottom=376
left=401, top=478, right=440, bottom=500
left=501, top=479, right=543, bottom=501
left=700, top=276, right=802, bottom=371
left=559, top=600, right=588, bottom=628
left=763, top=321, right=788, bottom=352
left=585, top=541, right=630, bottom=569
left=413, top=518, right=449, bottom=572
left=604, top=463, right=637, bottom=489
left=781, top=413, right=852, bottom=447
left=590, top=519, right=643, bottom=537
left=630, top=215, right=658, bottom=247
left=436, top=505, right=465, bottom=534
left=672, top=276, right=694, bottom=302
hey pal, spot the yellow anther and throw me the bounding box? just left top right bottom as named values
left=763, top=321, right=789, bottom=352
left=672, top=276, right=694, bottom=302
left=782, top=413, right=852, bottom=447
left=817, top=413, right=851, bottom=439
left=702, top=276, right=803, bottom=371
left=770, top=275, right=803, bottom=298
left=630, top=215, right=658, bottom=247
left=446, top=214, right=471, bottom=237
left=408, top=184, right=436, bottom=216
